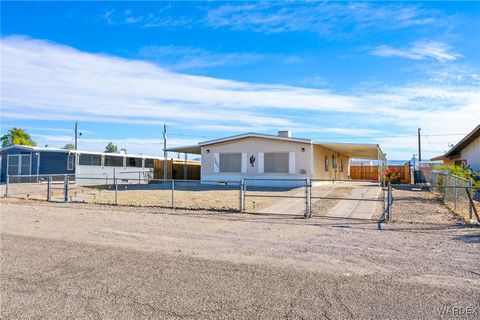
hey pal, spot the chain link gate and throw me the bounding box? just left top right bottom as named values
left=309, top=179, right=386, bottom=221
left=242, top=178, right=310, bottom=217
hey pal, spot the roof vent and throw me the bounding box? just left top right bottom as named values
left=278, top=130, right=292, bottom=138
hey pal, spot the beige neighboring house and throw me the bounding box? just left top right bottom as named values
left=167, top=131, right=386, bottom=182
left=431, top=125, right=480, bottom=172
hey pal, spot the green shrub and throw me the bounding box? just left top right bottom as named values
left=433, top=165, right=479, bottom=187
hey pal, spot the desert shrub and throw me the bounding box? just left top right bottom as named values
left=433, top=165, right=479, bottom=187
left=383, top=168, right=401, bottom=184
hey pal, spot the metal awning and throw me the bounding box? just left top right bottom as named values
left=167, top=141, right=386, bottom=160
left=166, top=144, right=202, bottom=154
left=315, top=142, right=386, bottom=160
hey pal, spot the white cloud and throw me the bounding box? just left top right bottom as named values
left=1, top=36, right=479, bottom=160
left=371, top=41, right=462, bottom=62
left=138, top=45, right=300, bottom=70
left=205, top=2, right=439, bottom=35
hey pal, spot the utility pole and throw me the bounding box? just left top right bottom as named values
left=74, top=121, right=78, bottom=150
left=163, top=124, right=168, bottom=180
left=417, top=128, right=422, bottom=163
left=74, top=121, right=83, bottom=150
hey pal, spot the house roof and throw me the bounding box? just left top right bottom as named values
left=0, top=144, right=185, bottom=161
left=430, top=125, right=480, bottom=161
left=166, top=132, right=386, bottom=160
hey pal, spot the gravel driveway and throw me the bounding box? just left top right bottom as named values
left=1, top=198, right=479, bottom=319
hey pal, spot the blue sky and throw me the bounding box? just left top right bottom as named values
left=1, top=1, right=479, bottom=160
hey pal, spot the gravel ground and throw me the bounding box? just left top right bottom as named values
left=1, top=198, right=479, bottom=319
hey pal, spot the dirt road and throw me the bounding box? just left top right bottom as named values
left=1, top=198, right=479, bottom=319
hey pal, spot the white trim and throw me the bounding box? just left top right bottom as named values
left=257, top=152, right=264, bottom=174
left=67, top=154, right=75, bottom=171
left=241, top=153, right=247, bottom=173
left=288, top=152, right=296, bottom=174
left=37, top=153, right=40, bottom=177
left=213, top=153, right=220, bottom=173
left=198, top=132, right=311, bottom=147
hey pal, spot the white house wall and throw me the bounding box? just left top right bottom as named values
left=461, top=135, right=480, bottom=172
left=200, top=137, right=312, bottom=182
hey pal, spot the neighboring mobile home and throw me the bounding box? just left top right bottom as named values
left=0, top=145, right=180, bottom=183
left=167, top=131, right=386, bottom=183
left=431, top=125, right=480, bottom=172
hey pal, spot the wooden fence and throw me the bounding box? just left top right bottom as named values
left=350, top=163, right=411, bottom=183
left=153, top=159, right=201, bottom=180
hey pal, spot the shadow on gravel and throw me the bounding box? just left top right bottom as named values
left=453, top=233, right=480, bottom=243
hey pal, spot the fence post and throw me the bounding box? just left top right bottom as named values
left=114, top=177, right=118, bottom=205
left=64, top=175, right=69, bottom=203
left=387, top=182, right=392, bottom=221
left=239, top=179, right=245, bottom=213
left=5, top=175, right=9, bottom=197
left=454, top=178, right=458, bottom=211
left=304, top=178, right=310, bottom=218
left=47, top=176, right=52, bottom=201
left=139, top=172, right=141, bottom=184
left=468, top=179, right=473, bottom=222
left=171, top=179, right=175, bottom=208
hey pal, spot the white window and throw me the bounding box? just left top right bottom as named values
left=79, top=154, right=102, bottom=166
left=104, top=155, right=124, bottom=167
left=145, top=159, right=155, bottom=168
left=127, top=157, right=142, bottom=167
left=264, top=153, right=289, bottom=173
left=340, top=159, right=345, bottom=172
left=219, top=153, right=241, bottom=173
left=332, top=155, right=337, bottom=169
left=67, top=154, right=75, bottom=170
left=324, top=156, right=329, bottom=172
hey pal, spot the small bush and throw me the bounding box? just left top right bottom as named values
left=433, top=165, right=479, bottom=187
left=383, top=168, right=401, bottom=184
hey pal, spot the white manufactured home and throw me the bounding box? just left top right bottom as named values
left=167, top=131, right=386, bottom=183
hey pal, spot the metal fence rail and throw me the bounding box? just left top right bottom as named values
left=3, top=174, right=479, bottom=225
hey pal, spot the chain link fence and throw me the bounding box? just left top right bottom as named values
left=310, top=180, right=385, bottom=220
left=243, top=178, right=308, bottom=216
left=3, top=173, right=479, bottom=225
left=386, top=180, right=479, bottom=225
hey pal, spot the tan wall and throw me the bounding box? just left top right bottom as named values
left=312, top=145, right=350, bottom=180
left=200, top=137, right=312, bottom=180
left=442, top=158, right=457, bottom=166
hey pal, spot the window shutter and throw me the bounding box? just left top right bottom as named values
left=258, top=153, right=264, bottom=173
left=241, top=153, right=247, bottom=173
left=288, top=152, right=296, bottom=174
left=213, top=153, right=220, bottom=173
